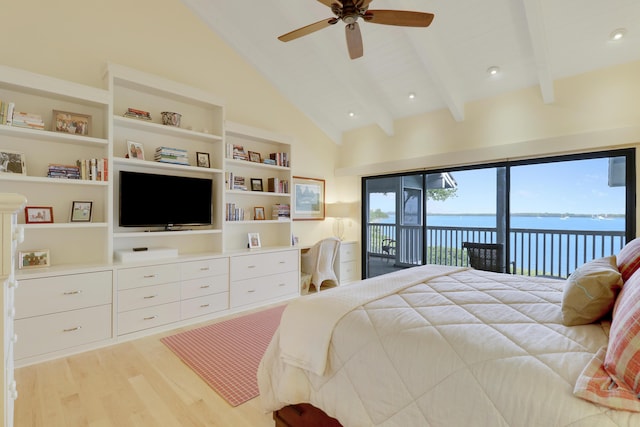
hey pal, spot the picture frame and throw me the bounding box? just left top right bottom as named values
left=248, top=151, right=262, bottom=163
left=127, top=140, right=145, bottom=160
left=0, top=150, right=26, bottom=175
left=293, top=176, right=325, bottom=220
left=254, top=206, right=265, bottom=221
left=25, top=206, right=53, bottom=224
left=251, top=178, right=263, bottom=192
left=53, top=110, right=91, bottom=136
left=18, top=249, right=50, bottom=269
left=70, top=201, right=93, bottom=222
left=248, top=232, right=261, bottom=249
left=196, top=152, right=210, bottom=168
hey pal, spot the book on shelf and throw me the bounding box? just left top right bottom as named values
left=11, top=111, right=44, bottom=130
left=0, top=100, right=15, bottom=126
left=232, top=144, right=248, bottom=160
left=267, top=177, right=289, bottom=193
left=272, top=204, right=290, bottom=220
left=123, top=107, right=152, bottom=121
left=269, top=152, right=289, bottom=167
left=155, top=146, right=189, bottom=165
left=225, top=203, right=246, bottom=221
left=66, top=158, right=108, bottom=181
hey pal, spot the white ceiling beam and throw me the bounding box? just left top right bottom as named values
left=395, top=0, right=465, bottom=121
left=522, top=0, right=555, bottom=103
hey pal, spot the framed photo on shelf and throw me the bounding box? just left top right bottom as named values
left=293, top=176, right=325, bottom=220
left=248, top=151, right=262, bottom=163
left=18, top=249, right=50, bottom=269
left=24, top=206, right=53, bottom=224
left=254, top=206, right=265, bottom=221
left=127, top=140, right=145, bottom=160
left=251, top=178, right=263, bottom=192
left=52, top=110, right=91, bottom=136
left=196, top=152, right=210, bottom=168
left=0, top=150, right=26, bottom=175
left=248, top=232, right=261, bottom=249
left=70, top=201, right=93, bottom=222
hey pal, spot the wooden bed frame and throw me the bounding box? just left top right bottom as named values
left=273, top=404, right=343, bottom=427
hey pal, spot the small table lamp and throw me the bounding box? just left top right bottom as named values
left=326, top=202, right=350, bottom=240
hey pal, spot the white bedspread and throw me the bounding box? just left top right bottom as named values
left=258, top=265, right=640, bottom=426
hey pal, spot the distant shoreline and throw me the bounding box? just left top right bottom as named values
left=417, top=213, right=625, bottom=218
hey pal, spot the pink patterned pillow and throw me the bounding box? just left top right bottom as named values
left=617, top=237, right=640, bottom=282
left=604, top=268, right=640, bottom=396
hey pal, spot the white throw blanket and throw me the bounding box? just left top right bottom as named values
left=278, top=264, right=467, bottom=375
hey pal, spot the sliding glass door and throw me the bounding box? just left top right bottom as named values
left=362, top=149, right=634, bottom=279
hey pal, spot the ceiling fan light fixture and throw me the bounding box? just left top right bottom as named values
left=348, top=110, right=356, bottom=118
left=487, top=66, right=500, bottom=77
left=609, top=28, right=627, bottom=41
left=408, top=92, right=416, bottom=99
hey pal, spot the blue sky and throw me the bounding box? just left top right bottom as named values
left=370, top=157, right=626, bottom=215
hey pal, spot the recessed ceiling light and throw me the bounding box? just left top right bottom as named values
left=487, top=66, right=500, bottom=76
left=408, top=92, right=416, bottom=99
left=348, top=111, right=355, bottom=118
left=610, top=28, right=627, bottom=41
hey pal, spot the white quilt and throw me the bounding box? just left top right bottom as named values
left=258, top=265, right=640, bottom=426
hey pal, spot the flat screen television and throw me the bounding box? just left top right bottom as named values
left=119, top=170, right=213, bottom=228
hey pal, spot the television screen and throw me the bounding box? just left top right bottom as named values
left=119, top=170, right=213, bottom=228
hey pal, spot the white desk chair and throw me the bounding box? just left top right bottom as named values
left=301, top=237, right=341, bottom=293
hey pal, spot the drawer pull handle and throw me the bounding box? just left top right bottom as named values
left=63, top=290, right=82, bottom=295
left=200, top=267, right=210, bottom=271
left=247, top=289, right=256, bottom=293
left=279, top=261, right=286, bottom=264
left=143, top=294, right=158, bottom=299
left=63, top=326, right=82, bottom=332
left=143, top=274, right=157, bottom=279
left=144, top=316, right=157, bottom=320
left=200, top=304, right=210, bottom=308
left=278, top=283, right=286, bottom=287
left=200, top=285, right=211, bottom=289
left=247, top=265, right=256, bottom=269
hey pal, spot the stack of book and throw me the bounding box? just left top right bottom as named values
left=155, top=146, right=189, bottom=165
left=272, top=204, right=290, bottom=221
left=123, top=107, right=151, bottom=121
left=11, top=111, right=44, bottom=130
left=47, top=164, right=80, bottom=179
left=267, top=177, right=289, bottom=193
left=76, top=158, right=108, bottom=181
left=268, top=152, right=289, bottom=167
left=0, top=100, right=15, bottom=125
left=233, top=176, right=247, bottom=191
left=225, top=203, right=246, bottom=221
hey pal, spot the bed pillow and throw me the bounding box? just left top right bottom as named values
left=617, top=237, right=640, bottom=282
left=604, top=268, right=640, bottom=397
left=561, top=256, right=623, bottom=326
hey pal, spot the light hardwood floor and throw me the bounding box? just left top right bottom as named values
left=14, top=318, right=275, bottom=427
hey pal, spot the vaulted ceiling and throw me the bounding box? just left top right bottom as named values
left=181, top=0, right=640, bottom=144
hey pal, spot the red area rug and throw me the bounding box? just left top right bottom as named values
left=161, top=304, right=286, bottom=406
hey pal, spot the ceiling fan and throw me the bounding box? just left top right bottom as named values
left=277, top=0, right=434, bottom=60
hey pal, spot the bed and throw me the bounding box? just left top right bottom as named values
left=258, top=239, right=640, bottom=426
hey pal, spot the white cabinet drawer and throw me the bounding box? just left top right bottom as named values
left=117, top=302, right=180, bottom=335
left=181, top=293, right=228, bottom=320
left=230, top=250, right=298, bottom=281
left=181, top=258, right=228, bottom=280
left=118, top=283, right=180, bottom=312
left=15, top=305, right=111, bottom=359
left=15, top=271, right=112, bottom=319
left=117, top=264, right=180, bottom=290
left=340, top=262, right=358, bottom=282
left=340, top=242, right=357, bottom=262
left=181, top=276, right=228, bottom=300
left=231, top=270, right=299, bottom=308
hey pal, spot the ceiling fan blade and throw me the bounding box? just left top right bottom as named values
left=278, top=18, right=337, bottom=42
left=317, top=0, right=342, bottom=7
left=345, top=22, right=363, bottom=60
left=364, top=10, right=434, bottom=27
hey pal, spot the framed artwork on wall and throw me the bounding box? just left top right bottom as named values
left=53, top=110, right=91, bottom=136
left=25, top=206, right=53, bottom=224
left=292, top=176, right=325, bottom=220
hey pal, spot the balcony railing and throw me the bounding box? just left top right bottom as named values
left=367, top=223, right=626, bottom=278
